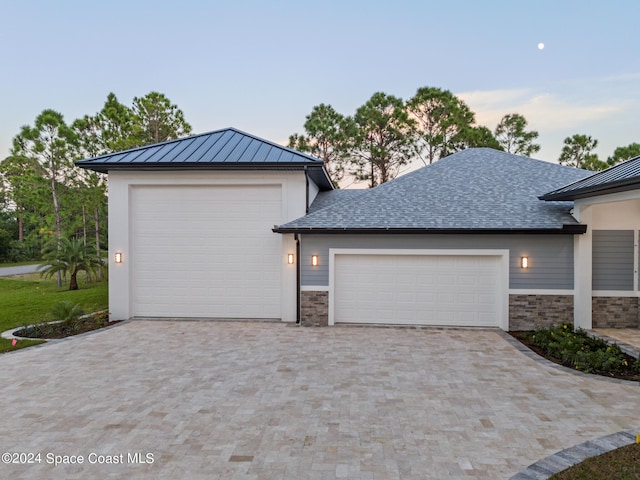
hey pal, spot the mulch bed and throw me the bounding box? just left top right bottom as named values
left=510, top=331, right=640, bottom=382
left=14, top=315, right=121, bottom=339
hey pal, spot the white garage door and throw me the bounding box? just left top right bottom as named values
left=333, top=253, right=505, bottom=327
left=131, top=185, right=281, bottom=318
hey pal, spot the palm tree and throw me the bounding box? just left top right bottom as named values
left=39, top=237, right=102, bottom=290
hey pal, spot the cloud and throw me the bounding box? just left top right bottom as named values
left=457, top=88, right=626, bottom=131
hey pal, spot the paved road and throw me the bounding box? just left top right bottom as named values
left=0, top=322, right=638, bottom=479
left=0, top=264, right=41, bottom=277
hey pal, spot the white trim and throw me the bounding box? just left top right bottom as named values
left=635, top=230, right=639, bottom=293
left=573, top=206, right=593, bottom=329
left=328, top=248, right=510, bottom=330
left=576, top=189, right=640, bottom=206
left=329, top=248, right=510, bottom=257
left=108, top=171, right=308, bottom=321
left=301, top=285, right=329, bottom=292
left=508, top=289, right=574, bottom=296
left=592, top=291, right=639, bottom=297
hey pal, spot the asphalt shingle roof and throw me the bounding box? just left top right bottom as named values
left=308, top=189, right=366, bottom=213
left=276, top=148, right=592, bottom=233
left=540, top=155, right=640, bottom=201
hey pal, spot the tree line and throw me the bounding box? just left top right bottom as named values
left=0, top=92, right=191, bottom=263
left=1, top=86, right=637, bottom=263
left=289, top=86, right=640, bottom=187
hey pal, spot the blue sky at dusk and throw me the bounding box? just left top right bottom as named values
left=1, top=0, right=638, bottom=168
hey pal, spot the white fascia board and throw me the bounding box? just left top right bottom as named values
left=576, top=189, right=640, bottom=206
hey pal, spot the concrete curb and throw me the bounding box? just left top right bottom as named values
left=510, top=430, right=638, bottom=479
left=1, top=310, right=112, bottom=342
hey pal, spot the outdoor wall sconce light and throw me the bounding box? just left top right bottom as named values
left=311, top=255, right=319, bottom=267
left=521, top=256, right=529, bottom=269
left=115, top=252, right=123, bottom=264
left=287, top=253, right=295, bottom=264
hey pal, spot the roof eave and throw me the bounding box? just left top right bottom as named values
left=76, top=161, right=319, bottom=171
left=273, top=225, right=587, bottom=235
left=76, top=161, right=334, bottom=191
left=540, top=179, right=640, bottom=201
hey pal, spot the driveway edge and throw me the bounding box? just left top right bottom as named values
left=510, top=430, right=638, bottom=479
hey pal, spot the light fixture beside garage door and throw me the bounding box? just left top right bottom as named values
left=115, top=252, right=123, bottom=264
left=521, top=256, right=529, bottom=269
left=287, top=253, right=295, bottom=264
left=311, top=255, right=319, bottom=267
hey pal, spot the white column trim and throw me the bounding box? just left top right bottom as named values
left=634, top=229, right=639, bottom=293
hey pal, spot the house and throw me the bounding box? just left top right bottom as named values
left=76, top=128, right=332, bottom=323
left=76, top=128, right=640, bottom=331
left=540, top=158, right=640, bottom=330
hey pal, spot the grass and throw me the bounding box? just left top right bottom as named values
left=549, top=442, right=640, bottom=479
left=0, top=275, right=108, bottom=353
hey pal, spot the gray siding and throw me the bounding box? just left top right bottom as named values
left=592, top=230, right=634, bottom=291
left=301, top=234, right=574, bottom=289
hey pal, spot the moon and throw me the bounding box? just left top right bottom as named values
left=538, top=42, right=545, bottom=50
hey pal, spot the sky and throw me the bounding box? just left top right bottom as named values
left=1, top=0, right=638, bottom=173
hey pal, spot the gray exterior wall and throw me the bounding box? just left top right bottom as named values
left=592, top=230, right=634, bottom=291
left=300, top=234, right=575, bottom=289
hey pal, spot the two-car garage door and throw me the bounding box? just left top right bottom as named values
left=130, top=185, right=282, bottom=319
left=332, top=252, right=507, bottom=328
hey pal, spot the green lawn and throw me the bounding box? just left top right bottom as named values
left=0, top=276, right=108, bottom=353
left=550, top=442, right=640, bottom=479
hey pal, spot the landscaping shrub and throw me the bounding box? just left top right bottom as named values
left=50, top=301, right=85, bottom=323
left=525, top=323, right=640, bottom=375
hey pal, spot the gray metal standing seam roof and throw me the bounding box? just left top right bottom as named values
left=275, top=148, right=592, bottom=233
left=75, top=127, right=333, bottom=189
left=540, top=155, right=640, bottom=201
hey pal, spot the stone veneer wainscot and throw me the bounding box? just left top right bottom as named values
left=592, top=297, right=639, bottom=328
left=302, top=292, right=579, bottom=331
left=301, top=291, right=328, bottom=326
left=506, top=295, right=574, bottom=331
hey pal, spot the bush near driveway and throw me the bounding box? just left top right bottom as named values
left=517, top=323, right=640, bottom=377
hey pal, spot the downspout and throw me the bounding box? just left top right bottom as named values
left=295, top=233, right=301, bottom=324
left=304, top=166, right=309, bottom=214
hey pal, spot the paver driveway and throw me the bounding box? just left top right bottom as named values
left=0, top=321, right=638, bottom=480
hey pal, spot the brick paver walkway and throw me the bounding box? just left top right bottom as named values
left=0, top=321, right=638, bottom=479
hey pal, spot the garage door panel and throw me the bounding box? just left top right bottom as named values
left=334, top=253, right=503, bottom=327
left=131, top=185, right=281, bottom=318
